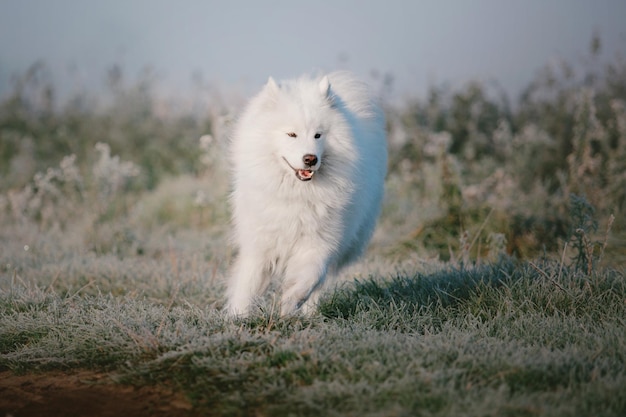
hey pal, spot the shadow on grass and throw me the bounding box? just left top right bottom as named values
left=318, top=258, right=626, bottom=332
left=318, top=259, right=520, bottom=330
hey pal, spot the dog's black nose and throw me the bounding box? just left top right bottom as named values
left=303, top=154, right=318, bottom=167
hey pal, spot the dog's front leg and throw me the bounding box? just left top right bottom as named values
left=280, top=246, right=329, bottom=315
left=226, top=249, right=270, bottom=316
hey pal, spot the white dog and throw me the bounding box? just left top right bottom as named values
left=226, top=72, right=387, bottom=316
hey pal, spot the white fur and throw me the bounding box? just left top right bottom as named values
left=226, top=71, right=387, bottom=316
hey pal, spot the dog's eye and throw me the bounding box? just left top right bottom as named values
left=286, top=132, right=297, bottom=138
left=314, top=133, right=322, bottom=139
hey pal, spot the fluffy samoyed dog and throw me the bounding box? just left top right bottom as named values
left=226, top=71, right=387, bottom=316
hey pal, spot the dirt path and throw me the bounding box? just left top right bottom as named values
left=0, top=370, right=195, bottom=417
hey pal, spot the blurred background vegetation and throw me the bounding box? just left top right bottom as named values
left=1, top=37, right=624, bottom=268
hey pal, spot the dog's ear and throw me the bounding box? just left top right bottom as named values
left=265, top=77, right=280, bottom=94
left=260, top=77, right=280, bottom=108
left=319, top=76, right=331, bottom=98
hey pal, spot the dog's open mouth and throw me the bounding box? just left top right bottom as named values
left=282, top=157, right=316, bottom=182
left=295, top=169, right=314, bottom=181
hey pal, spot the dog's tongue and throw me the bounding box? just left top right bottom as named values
left=296, top=169, right=314, bottom=181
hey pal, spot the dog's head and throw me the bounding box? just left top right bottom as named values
left=258, top=75, right=335, bottom=182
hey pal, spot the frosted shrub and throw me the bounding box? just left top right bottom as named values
left=194, top=130, right=230, bottom=215
left=492, top=119, right=513, bottom=159
left=607, top=100, right=626, bottom=210
left=59, top=153, right=82, bottom=184
left=567, top=89, right=603, bottom=202
left=198, top=134, right=216, bottom=170
left=462, top=167, right=518, bottom=211
left=502, top=123, right=557, bottom=196
left=423, top=131, right=452, bottom=158
left=93, top=142, right=140, bottom=202
left=7, top=154, right=83, bottom=228
left=198, top=112, right=232, bottom=176
left=2, top=143, right=140, bottom=230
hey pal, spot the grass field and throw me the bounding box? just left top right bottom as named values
left=1, top=244, right=625, bottom=416
left=1, top=45, right=626, bottom=415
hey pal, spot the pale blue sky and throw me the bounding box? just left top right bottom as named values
left=1, top=0, right=625, bottom=100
